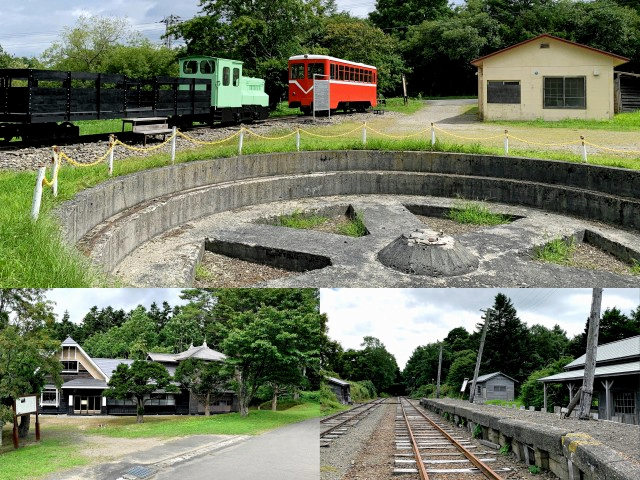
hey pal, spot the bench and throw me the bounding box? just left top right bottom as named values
left=122, top=117, right=173, bottom=146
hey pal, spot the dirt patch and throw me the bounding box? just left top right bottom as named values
left=194, top=252, right=296, bottom=287
left=415, top=214, right=489, bottom=236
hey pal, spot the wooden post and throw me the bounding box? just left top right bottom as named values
left=108, top=135, right=115, bottom=176
left=563, top=386, right=583, bottom=418
left=436, top=344, right=443, bottom=399
left=601, top=379, right=614, bottom=420
left=578, top=288, right=602, bottom=420
left=31, top=166, right=46, bottom=220
left=12, top=403, right=18, bottom=449
left=469, top=309, right=492, bottom=403
left=170, top=127, right=177, bottom=164
left=51, top=146, right=59, bottom=197
left=35, top=408, right=40, bottom=441
left=504, top=130, right=509, bottom=155
left=543, top=382, right=547, bottom=412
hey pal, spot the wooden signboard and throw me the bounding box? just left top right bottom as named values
left=12, top=394, right=40, bottom=449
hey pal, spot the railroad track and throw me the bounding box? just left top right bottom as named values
left=396, top=397, right=510, bottom=479
left=320, top=397, right=386, bottom=447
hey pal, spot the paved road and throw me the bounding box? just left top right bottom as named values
left=153, top=417, right=319, bottom=480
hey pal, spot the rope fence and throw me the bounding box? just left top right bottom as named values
left=30, top=121, right=640, bottom=220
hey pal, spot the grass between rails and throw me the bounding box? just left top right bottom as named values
left=2, top=101, right=640, bottom=286
left=0, top=401, right=320, bottom=479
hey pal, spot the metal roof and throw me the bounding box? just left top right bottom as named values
left=93, top=358, right=135, bottom=378
left=565, top=335, right=640, bottom=369
left=61, top=336, right=80, bottom=347
left=475, top=372, right=518, bottom=384
left=538, top=360, right=640, bottom=383
left=326, top=377, right=350, bottom=387
left=61, top=378, right=108, bottom=389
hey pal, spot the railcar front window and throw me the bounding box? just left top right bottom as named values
left=330, top=64, right=336, bottom=79
left=290, top=63, right=304, bottom=79
left=200, top=60, right=214, bottom=74
left=233, top=68, right=240, bottom=86
left=183, top=60, right=198, bottom=74
left=308, top=63, right=325, bottom=79
left=223, top=67, right=230, bottom=86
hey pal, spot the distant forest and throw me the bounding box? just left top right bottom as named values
left=322, top=293, right=640, bottom=408
left=3, top=1, right=640, bottom=99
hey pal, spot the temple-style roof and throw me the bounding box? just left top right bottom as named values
left=148, top=342, right=226, bottom=364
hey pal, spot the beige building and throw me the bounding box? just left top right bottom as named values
left=471, top=34, right=628, bottom=121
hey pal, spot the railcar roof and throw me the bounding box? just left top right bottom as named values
left=288, top=55, right=376, bottom=70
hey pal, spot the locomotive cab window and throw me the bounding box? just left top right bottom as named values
left=290, top=63, right=304, bottom=80
left=233, top=68, right=240, bottom=86
left=307, top=63, right=325, bottom=79
left=183, top=60, right=198, bottom=74
left=223, top=67, right=230, bottom=86
left=200, top=60, right=214, bottom=74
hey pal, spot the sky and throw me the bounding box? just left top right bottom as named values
left=46, top=288, right=189, bottom=324
left=1, top=0, right=378, bottom=59
left=320, top=288, right=640, bottom=370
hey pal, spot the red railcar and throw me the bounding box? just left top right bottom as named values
left=288, top=55, right=377, bottom=114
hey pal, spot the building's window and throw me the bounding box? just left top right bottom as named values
left=494, top=385, right=507, bottom=392
left=61, top=360, right=78, bottom=372
left=614, top=391, right=636, bottom=414
left=183, top=60, right=198, bottom=75
left=308, top=63, right=325, bottom=79
left=544, top=77, right=586, bottom=109
left=200, top=60, right=214, bottom=74
left=233, top=68, right=240, bottom=87
left=144, top=394, right=176, bottom=406
left=107, top=398, right=135, bottom=406
left=223, top=67, right=230, bottom=86
left=477, top=385, right=481, bottom=394
left=41, top=388, right=59, bottom=407
left=290, top=63, right=304, bottom=80
left=213, top=399, right=230, bottom=406
left=487, top=81, right=521, bottom=104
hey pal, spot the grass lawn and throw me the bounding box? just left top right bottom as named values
left=491, top=109, right=640, bottom=132
left=0, top=401, right=320, bottom=479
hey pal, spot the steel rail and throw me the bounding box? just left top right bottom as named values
left=406, top=398, right=505, bottom=480
left=400, top=398, right=430, bottom=480
left=320, top=398, right=384, bottom=437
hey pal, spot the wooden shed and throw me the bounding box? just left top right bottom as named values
left=326, top=377, right=351, bottom=405
left=471, top=372, right=517, bottom=403
left=538, top=335, right=640, bottom=424
left=471, top=34, right=629, bottom=121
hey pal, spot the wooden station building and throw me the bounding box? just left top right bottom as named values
left=39, top=337, right=238, bottom=416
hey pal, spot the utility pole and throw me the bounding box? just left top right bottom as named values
left=436, top=344, right=443, bottom=399
left=160, top=15, right=181, bottom=48
left=469, top=308, right=493, bottom=404
left=577, top=288, right=602, bottom=419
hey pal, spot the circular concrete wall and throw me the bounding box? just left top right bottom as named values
left=56, top=150, right=640, bottom=272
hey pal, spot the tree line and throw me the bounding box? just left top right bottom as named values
left=1, top=289, right=324, bottom=436
left=322, top=292, right=640, bottom=409
left=3, top=1, right=640, bottom=100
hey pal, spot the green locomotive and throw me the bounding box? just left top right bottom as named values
left=0, top=55, right=270, bottom=143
